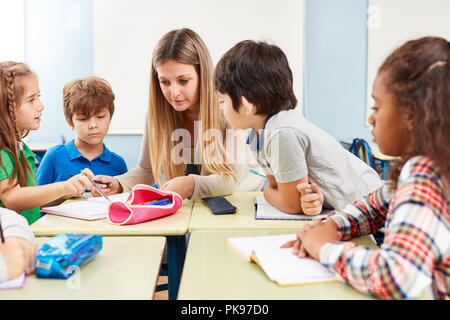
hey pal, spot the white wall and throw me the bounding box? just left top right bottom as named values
left=93, top=0, right=305, bottom=134
left=0, top=0, right=25, bottom=62
left=366, top=0, right=450, bottom=123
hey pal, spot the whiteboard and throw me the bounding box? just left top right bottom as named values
left=93, top=0, right=304, bottom=134
left=366, top=0, right=450, bottom=124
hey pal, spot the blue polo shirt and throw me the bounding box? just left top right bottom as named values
left=36, top=140, right=128, bottom=185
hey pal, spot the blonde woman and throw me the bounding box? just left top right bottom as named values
left=94, top=28, right=264, bottom=199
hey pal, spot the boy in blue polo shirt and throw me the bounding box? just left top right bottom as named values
left=37, top=76, right=127, bottom=185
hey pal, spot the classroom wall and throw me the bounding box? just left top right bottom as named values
left=24, top=0, right=143, bottom=169
left=93, top=0, right=305, bottom=134
left=27, top=0, right=372, bottom=169
left=303, top=0, right=372, bottom=143
left=25, top=0, right=93, bottom=143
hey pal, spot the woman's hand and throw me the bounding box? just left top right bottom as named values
left=91, top=175, right=123, bottom=196
left=161, top=176, right=195, bottom=199
left=297, top=182, right=324, bottom=216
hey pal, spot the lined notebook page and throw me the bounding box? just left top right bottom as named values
left=255, top=197, right=330, bottom=220
left=228, top=234, right=296, bottom=261
left=252, top=247, right=336, bottom=286
left=41, top=200, right=108, bottom=220
left=227, top=234, right=336, bottom=286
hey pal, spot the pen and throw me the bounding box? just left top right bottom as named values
left=0, top=217, right=4, bottom=243
left=249, top=169, right=267, bottom=179
left=67, top=174, right=111, bottom=187
left=81, top=171, right=112, bottom=203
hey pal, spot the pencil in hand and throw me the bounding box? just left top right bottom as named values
left=67, top=174, right=111, bottom=187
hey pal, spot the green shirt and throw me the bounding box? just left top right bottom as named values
left=0, top=143, right=41, bottom=225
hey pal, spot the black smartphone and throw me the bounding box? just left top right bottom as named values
left=202, top=197, right=237, bottom=215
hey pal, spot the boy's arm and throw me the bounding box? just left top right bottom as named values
left=264, top=175, right=308, bottom=214
left=263, top=128, right=310, bottom=214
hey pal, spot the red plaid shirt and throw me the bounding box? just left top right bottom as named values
left=320, top=156, right=449, bottom=299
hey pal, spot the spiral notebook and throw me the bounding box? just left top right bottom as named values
left=227, top=233, right=337, bottom=286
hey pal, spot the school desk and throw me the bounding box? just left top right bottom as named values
left=178, top=230, right=434, bottom=300
left=189, top=192, right=312, bottom=232
left=31, top=198, right=194, bottom=300
left=0, top=236, right=165, bottom=300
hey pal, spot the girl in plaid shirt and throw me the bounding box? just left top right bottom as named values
left=284, top=36, right=449, bottom=299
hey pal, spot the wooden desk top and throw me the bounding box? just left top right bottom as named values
left=189, top=192, right=313, bottom=232
left=32, top=198, right=194, bottom=237
left=0, top=236, right=166, bottom=300
left=178, top=230, right=377, bottom=300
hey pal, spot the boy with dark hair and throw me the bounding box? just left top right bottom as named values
left=214, top=40, right=382, bottom=215
left=37, top=76, right=127, bottom=185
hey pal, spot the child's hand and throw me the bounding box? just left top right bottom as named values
left=297, top=182, right=324, bottom=216
left=161, top=176, right=195, bottom=199
left=0, top=237, right=37, bottom=279
left=280, top=231, right=308, bottom=258
left=62, top=172, right=91, bottom=198
left=298, top=219, right=342, bottom=260
left=91, top=175, right=122, bottom=196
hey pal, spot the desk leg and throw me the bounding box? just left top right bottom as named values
left=166, top=235, right=187, bottom=300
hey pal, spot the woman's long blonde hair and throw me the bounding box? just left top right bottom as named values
left=148, top=28, right=236, bottom=185
left=0, top=61, right=36, bottom=192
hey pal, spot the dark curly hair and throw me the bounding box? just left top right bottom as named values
left=378, top=36, right=449, bottom=193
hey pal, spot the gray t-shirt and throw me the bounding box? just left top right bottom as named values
left=247, top=109, right=383, bottom=209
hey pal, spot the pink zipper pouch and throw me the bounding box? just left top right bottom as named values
left=107, top=184, right=183, bottom=225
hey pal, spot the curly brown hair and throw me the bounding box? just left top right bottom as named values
left=378, top=36, right=449, bottom=193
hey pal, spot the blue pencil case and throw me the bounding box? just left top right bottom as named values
left=35, top=233, right=103, bottom=279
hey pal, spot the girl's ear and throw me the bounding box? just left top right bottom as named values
left=240, top=96, right=255, bottom=116
left=403, top=109, right=414, bottom=132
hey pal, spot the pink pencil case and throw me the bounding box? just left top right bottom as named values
left=107, top=184, right=183, bottom=225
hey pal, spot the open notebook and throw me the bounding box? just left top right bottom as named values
left=40, top=193, right=130, bottom=221
left=255, top=197, right=331, bottom=220
left=227, top=233, right=337, bottom=286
